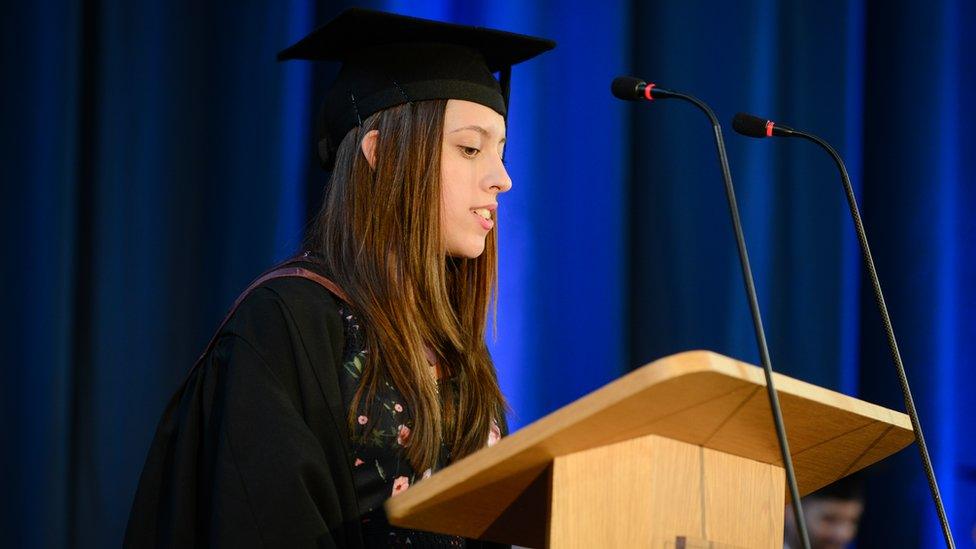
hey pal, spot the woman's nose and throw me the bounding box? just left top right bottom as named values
left=488, top=155, right=513, bottom=194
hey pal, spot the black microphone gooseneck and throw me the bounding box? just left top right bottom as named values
left=612, top=77, right=812, bottom=549
left=731, top=112, right=955, bottom=549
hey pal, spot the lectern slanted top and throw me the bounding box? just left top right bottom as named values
left=385, top=350, right=914, bottom=548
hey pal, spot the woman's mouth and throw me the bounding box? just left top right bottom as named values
left=472, top=208, right=494, bottom=230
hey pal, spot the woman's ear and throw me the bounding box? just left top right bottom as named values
left=360, top=129, right=379, bottom=168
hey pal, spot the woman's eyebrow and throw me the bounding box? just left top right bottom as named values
left=450, top=125, right=506, bottom=142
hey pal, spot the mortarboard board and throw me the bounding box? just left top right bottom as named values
left=277, top=7, right=555, bottom=169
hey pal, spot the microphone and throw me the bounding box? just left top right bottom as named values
left=613, top=78, right=812, bottom=549
left=610, top=76, right=680, bottom=101
left=732, top=112, right=956, bottom=548
left=731, top=112, right=796, bottom=138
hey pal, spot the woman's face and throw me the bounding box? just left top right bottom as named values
left=440, top=99, right=512, bottom=258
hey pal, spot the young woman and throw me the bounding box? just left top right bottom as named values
left=125, top=8, right=553, bottom=548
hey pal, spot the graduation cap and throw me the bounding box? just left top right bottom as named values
left=277, top=7, right=555, bottom=169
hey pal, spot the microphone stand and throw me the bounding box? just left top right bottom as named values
left=643, top=88, right=812, bottom=549
left=783, top=129, right=955, bottom=549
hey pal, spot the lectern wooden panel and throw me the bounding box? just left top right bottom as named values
left=385, top=351, right=914, bottom=548
left=548, top=435, right=784, bottom=548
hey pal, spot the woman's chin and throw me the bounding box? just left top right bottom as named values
left=446, top=239, right=486, bottom=259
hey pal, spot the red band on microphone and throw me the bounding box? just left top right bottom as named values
left=644, top=83, right=656, bottom=101
left=765, top=120, right=775, bottom=137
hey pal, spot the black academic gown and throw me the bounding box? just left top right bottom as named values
left=126, top=260, right=509, bottom=548
left=125, top=265, right=365, bottom=548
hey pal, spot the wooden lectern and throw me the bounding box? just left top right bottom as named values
left=385, top=351, right=914, bottom=548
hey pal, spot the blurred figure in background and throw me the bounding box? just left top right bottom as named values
left=784, top=474, right=865, bottom=549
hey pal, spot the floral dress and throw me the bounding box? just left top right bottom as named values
left=339, top=305, right=498, bottom=547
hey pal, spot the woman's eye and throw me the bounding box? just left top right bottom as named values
left=459, top=146, right=480, bottom=158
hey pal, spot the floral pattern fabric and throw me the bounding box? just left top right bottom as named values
left=338, top=305, right=465, bottom=547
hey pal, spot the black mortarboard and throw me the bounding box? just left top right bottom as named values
left=277, top=8, right=555, bottom=169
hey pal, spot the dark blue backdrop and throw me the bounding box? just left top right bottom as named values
left=2, top=1, right=974, bottom=547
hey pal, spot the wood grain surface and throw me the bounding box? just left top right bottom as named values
left=385, top=350, right=914, bottom=547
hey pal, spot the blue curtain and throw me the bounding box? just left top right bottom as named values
left=2, top=0, right=973, bottom=547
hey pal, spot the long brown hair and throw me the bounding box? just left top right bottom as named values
left=305, top=99, right=505, bottom=471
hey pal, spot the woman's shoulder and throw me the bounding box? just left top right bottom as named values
left=228, top=258, right=342, bottom=321
left=215, top=259, right=348, bottom=366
